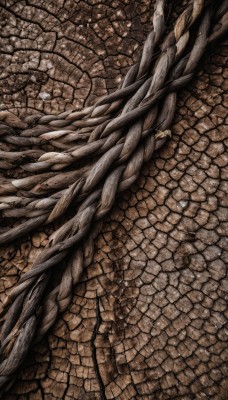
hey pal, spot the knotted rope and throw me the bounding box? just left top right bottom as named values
left=0, top=0, right=227, bottom=394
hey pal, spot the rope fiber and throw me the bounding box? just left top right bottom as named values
left=0, top=0, right=227, bottom=394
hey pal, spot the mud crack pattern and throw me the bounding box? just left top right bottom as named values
left=0, top=0, right=227, bottom=399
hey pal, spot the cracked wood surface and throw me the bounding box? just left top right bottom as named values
left=0, top=1, right=227, bottom=399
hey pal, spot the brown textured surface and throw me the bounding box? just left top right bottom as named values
left=0, top=0, right=154, bottom=115
left=0, top=1, right=227, bottom=399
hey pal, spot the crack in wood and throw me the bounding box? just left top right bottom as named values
left=91, top=297, right=106, bottom=400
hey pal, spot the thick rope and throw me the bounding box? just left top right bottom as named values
left=0, top=0, right=227, bottom=395
left=1, top=1, right=226, bottom=237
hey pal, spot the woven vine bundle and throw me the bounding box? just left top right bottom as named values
left=0, top=0, right=227, bottom=394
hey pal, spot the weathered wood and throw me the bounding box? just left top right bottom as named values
left=0, top=0, right=227, bottom=398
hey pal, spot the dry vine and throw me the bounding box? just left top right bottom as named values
left=0, top=0, right=227, bottom=395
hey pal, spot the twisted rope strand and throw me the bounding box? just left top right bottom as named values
left=0, top=0, right=227, bottom=394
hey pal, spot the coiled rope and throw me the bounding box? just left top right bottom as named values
left=0, top=0, right=227, bottom=394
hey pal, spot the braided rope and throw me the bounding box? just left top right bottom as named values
left=0, top=0, right=227, bottom=394
left=1, top=1, right=226, bottom=237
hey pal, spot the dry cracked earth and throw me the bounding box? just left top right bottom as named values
left=0, top=0, right=228, bottom=399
